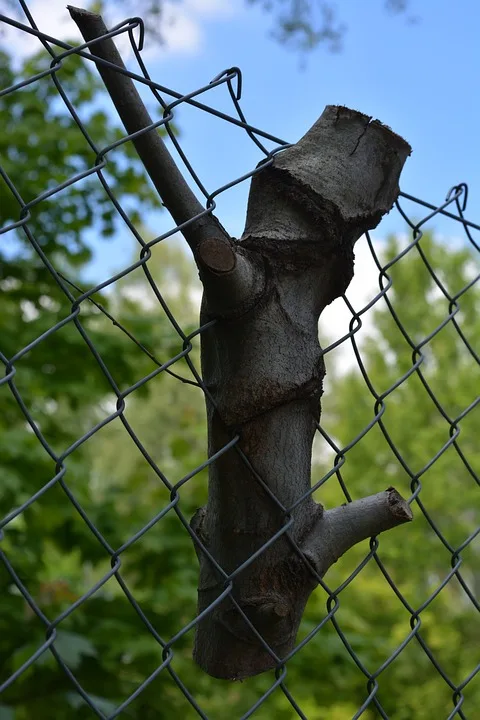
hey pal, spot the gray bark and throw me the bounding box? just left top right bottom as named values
left=70, top=7, right=413, bottom=681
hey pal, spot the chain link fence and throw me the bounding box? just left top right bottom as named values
left=0, top=2, right=479, bottom=718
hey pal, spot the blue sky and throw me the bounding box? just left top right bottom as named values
left=96, top=0, right=480, bottom=277
left=4, top=0, right=480, bottom=283
left=146, top=0, right=480, bottom=209
left=139, top=1, right=480, bottom=213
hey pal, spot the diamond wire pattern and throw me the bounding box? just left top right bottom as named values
left=0, top=3, right=479, bottom=718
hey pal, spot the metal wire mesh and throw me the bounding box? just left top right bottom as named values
left=0, top=3, right=479, bottom=718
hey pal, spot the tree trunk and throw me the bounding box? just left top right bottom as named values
left=70, top=7, right=413, bottom=681
left=192, top=107, right=412, bottom=678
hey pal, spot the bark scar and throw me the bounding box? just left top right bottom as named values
left=349, top=115, right=372, bottom=156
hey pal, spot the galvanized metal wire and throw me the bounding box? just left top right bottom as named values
left=0, top=2, right=479, bottom=718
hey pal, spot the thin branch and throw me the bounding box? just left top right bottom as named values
left=68, top=5, right=229, bottom=257
left=303, top=487, right=413, bottom=576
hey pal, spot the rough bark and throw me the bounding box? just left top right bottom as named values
left=70, top=7, right=413, bottom=681
left=193, top=109, right=412, bottom=678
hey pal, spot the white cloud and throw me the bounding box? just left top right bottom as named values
left=143, top=2, right=202, bottom=59
left=0, top=0, right=82, bottom=62
left=1, top=0, right=241, bottom=63
left=142, top=0, right=241, bottom=59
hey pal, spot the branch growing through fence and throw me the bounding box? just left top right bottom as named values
left=302, top=487, right=413, bottom=576
left=70, top=8, right=413, bottom=680
left=192, top=107, right=412, bottom=679
left=68, top=5, right=231, bottom=263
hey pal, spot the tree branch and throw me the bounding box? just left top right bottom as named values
left=67, top=5, right=230, bottom=260
left=302, top=487, right=413, bottom=576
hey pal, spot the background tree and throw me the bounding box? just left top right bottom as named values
left=2, top=221, right=478, bottom=717
left=310, top=231, right=479, bottom=718
left=0, top=45, right=177, bottom=717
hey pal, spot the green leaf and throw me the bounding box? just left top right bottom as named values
left=53, top=631, right=97, bottom=669
left=0, top=705, right=15, bottom=720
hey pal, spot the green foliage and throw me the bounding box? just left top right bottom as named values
left=0, top=46, right=187, bottom=717
left=0, top=45, right=477, bottom=720
left=2, top=222, right=478, bottom=717
left=311, top=233, right=479, bottom=718
left=0, top=48, right=159, bottom=267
